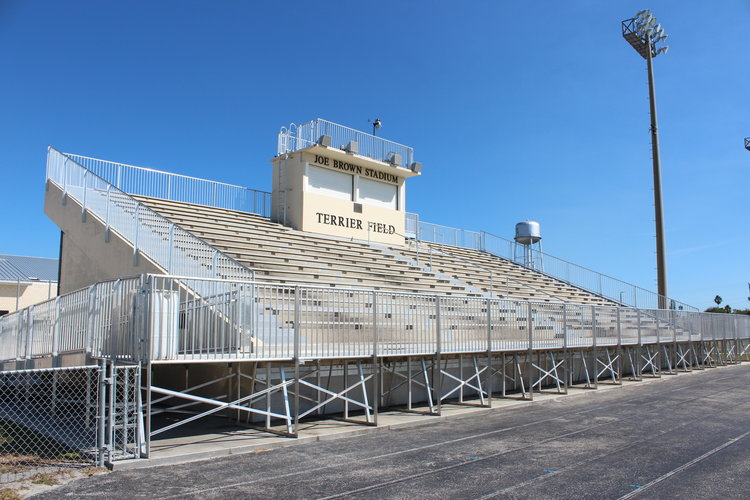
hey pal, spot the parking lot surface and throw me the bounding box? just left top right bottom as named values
left=33, top=364, right=750, bottom=499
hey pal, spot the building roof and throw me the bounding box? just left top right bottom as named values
left=0, top=255, right=58, bottom=282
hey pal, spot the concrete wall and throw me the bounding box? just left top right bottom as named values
left=271, top=152, right=306, bottom=227
left=44, top=181, right=165, bottom=294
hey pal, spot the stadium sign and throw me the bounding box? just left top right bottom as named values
left=316, top=212, right=396, bottom=234
left=313, top=154, right=400, bottom=185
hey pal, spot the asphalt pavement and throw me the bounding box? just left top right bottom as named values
left=33, top=363, right=750, bottom=499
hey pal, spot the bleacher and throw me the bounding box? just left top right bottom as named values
left=134, top=196, right=471, bottom=296
left=135, top=196, right=615, bottom=306
left=393, top=241, right=615, bottom=305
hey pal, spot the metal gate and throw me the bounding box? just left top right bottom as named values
left=100, top=362, right=143, bottom=463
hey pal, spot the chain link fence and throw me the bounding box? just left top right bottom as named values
left=0, top=366, right=99, bottom=484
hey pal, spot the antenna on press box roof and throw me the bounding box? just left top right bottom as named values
left=368, top=118, right=382, bottom=136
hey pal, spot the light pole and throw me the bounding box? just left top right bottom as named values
left=622, top=10, right=670, bottom=309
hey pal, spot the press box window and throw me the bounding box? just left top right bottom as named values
left=358, top=177, right=397, bottom=209
left=307, top=164, right=353, bottom=201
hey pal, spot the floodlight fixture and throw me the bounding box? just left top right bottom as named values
left=622, top=11, right=669, bottom=60
left=622, top=10, right=670, bottom=308
left=745, top=137, right=750, bottom=151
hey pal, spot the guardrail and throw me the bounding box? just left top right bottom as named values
left=2, top=274, right=747, bottom=364
left=46, top=147, right=255, bottom=282
left=63, top=153, right=272, bottom=217
left=406, top=215, right=697, bottom=312
left=0, top=277, right=144, bottom=362
left=278, top=118, right=415, bottom=167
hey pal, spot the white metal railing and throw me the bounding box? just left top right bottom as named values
left=0, top=277, right=144, bottom=362
left=277, top=119, right=415, bottom=167
left=2, top=274, right=747, bottom=364
left=63, top=153, right=272, bottom=217
left=406, top=215, right=698, bottom=312
left=46, top=147, right=254, bottom=282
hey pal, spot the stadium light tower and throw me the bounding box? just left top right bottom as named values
left=622, top=10, right=670, bottom=309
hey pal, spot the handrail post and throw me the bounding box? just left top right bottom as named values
left=168, top=223, right=175, bottom=272
left=527, top=301, right=533, bottom=401
left=25, top=306, right=34, bottom=361
left=372, top=290, right=379, bottom=425
left=105, top=186, right=111, bottom=242
left=86, top=284, right=97, bottom=355
left=562, top=303, right=568, bottom=391
left=52, top=297, right=61, bottom=366
left=616, top=307, right=622, bottom=382
left=82, top=170, right=88, bottom=222
left=637, top=308, right=642, bottom=379
left=293, top=285, right=300, bottom=436
left=672, top=308, right=678, bottom=369
left=140, top=275, right=152, bottom=365
left=62, top=157, right=68, bottom=201
left=592, top=305, right=598, bottom=388
left=486, top=297, right=493, bottom=408
left=133, top=203, right=140, bottom=267
left=722, top=314, right=728, bottom=365
left=435, top=295, right=441, bottom=415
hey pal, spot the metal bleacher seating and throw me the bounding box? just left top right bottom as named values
left=135, top=196, right=615, bottom=306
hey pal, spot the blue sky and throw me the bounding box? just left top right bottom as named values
left=1, top=1, right=748, bottom=309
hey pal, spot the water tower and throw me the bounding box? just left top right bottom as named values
left=513, top=221, right=544, bottom=270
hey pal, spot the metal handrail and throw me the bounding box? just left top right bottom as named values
left=483, top=230, right=696, bottom=311
left=409, top=216, right=697, bottom=312
left=1, top=273, right=747, bottom=363
left=63, top=153, right=272, bottom=217
left=278, top=118, right=415, bottom=167
left=49, top=148, right=686, bottom=312
left=46, top=147, right=255, bottom=282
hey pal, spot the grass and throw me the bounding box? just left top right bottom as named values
left=0, top=488, right=22, bottom=500
left=0, top=466, right=105, bottom=499
left=30, top=473, right=60, bottom=486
